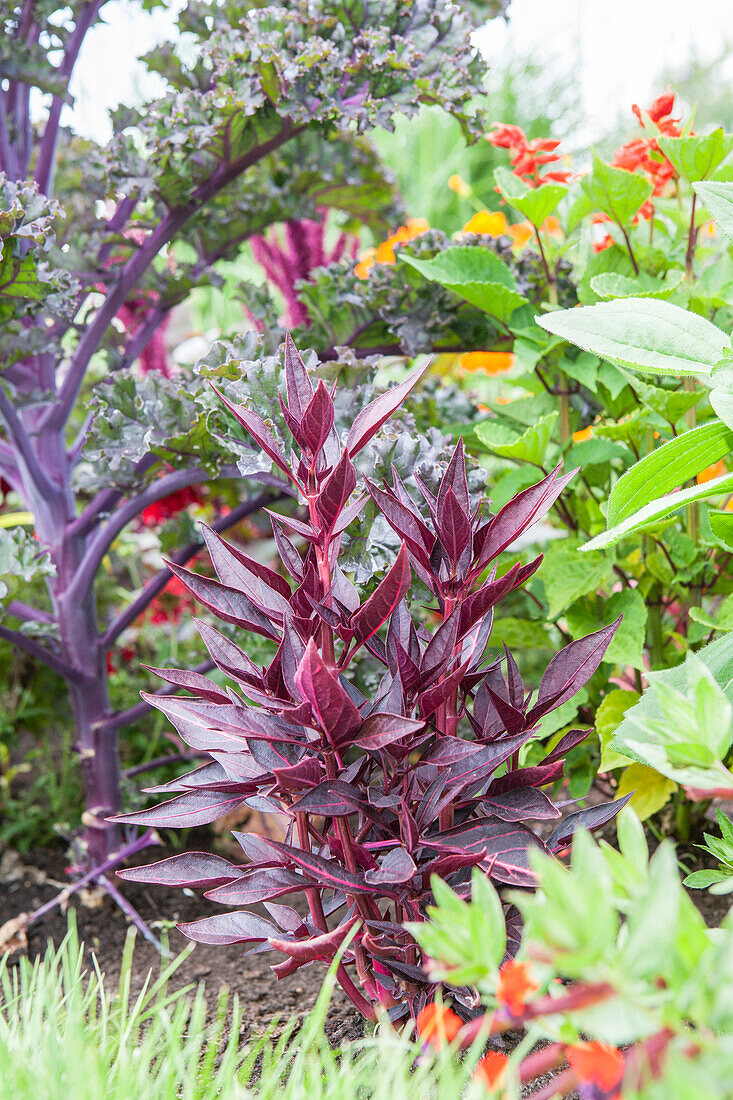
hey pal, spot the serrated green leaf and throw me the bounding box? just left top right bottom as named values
left=694, top=180, right=733, bottom=243
left=596, top=689, right=640, bottom=771
left=581, top=152, right=653, bottom=228
left=538, top=298, right=730, bottom=378
left=615, top=763, right=677, bottom=821
left=475, top=411, right=558, bottom=464
left=539, top=540, right=613, bottom=618
left=658, top=130, right=733, bottom=184
left=494, top=165, right=567, bottom=225
left=400, top=246, right=527, bottom=323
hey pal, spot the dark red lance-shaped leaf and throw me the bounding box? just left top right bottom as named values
left=365, top=480, right=435, bottom=571
left=195, top=620, right=263, bottom=686
left=458, top=559, right=541, bottom=637
left=481, top=786, right=561, bottom=823
left=472, top=465, right=576, bottom=573
left=437, top=487, right=472, bottom=567
left=111, top=789, right=248, bottom=828
left=143, top=665, right=230, bottom=704
left=164, top=559, right=281, bottom=639
left=350, top=544, right=411, bottom=648
left=200, top=524, right=291, bottom=605
left=117, top=852, right=242, bottom=888
left=205, top=868, right=306, bottom=905
left=284, top=332, right=315, bottom=422
left=294, top=639, right=363, bottom=743
left=528, top=619, right=621, bottom=722
left=300, top=379, right=335, bottom=456
left=346, top=363, right=427, bottom=456
left=269, top=917, right=359, bottom=962
left=546, top=794, right=632, bottom=852
left=433, top=819, right=549, bottom=887
left=263, top=838, right=377, bottom=895
left=437, top=439, right=470, bottom=516
left=177, top=910, right=279, bottom=946
left=356, top=711, right=424, bottom=749
left=315, top=449, right=357, bottom=532
left=364, top=846, right=416, bottom=885
left=211, top=385, right=293, bottom=483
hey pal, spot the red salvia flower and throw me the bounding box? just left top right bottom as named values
left=415, top=1003, right=463, bottom=1048
left=473, top=1050, right=509, bottom=1091
left=140, top=486, right=204, bottom=527
left=487, top=123, right=572, bottom=188
left=496, top=959, right=538, bottom=1017
left=566, top=1041, right=625, bottom=1096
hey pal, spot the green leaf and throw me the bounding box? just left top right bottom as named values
left=659, top=130, right=733, bottom=183
left=584, top=469, right=733, bottom=551
left=566, top=589, right=648, bottom=671
left=399, top=247, right=527, bottom=323
left=581, top=152, right=653, bottom=228
left=0, top=527, right=55, bottom=605
left=606, top=420, right=733, bottom=527
left=494, top=166, right=567, bottom=226
left=538, top=298, right=730, bottom=378
left=539, top=540, right=613, bottom=618
left=615, top=763, right=677, bottom=821
left=683, top=869, right=729, bottom=889
left=487, top=616, right=554, bottom=651
left=689, top=594, right=733, bottom=633
left=709, top=509, right=733, bottom=551
left=590, top=270, right=685, bottom=301
left=694, top=180, right=733, bottom=243
left=711, top=388, right=733, bottom=430
left=596, top=689, right=640, bottom=771
left=475, top=411, right=558, bottom=465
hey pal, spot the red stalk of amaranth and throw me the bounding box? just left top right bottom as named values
left=116, top=335, right=628, bottom=1022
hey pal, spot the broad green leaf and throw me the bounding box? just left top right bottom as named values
left=590, top=270, right=685, bottom=302
left=539, top=540, right=613, bottom=618
left=711, top=388, right=733, bottom=430
left=616, top=369, right=701, bottom=425
left=689, top=594, right=733, bottom=633
left=538, top=298, right=730, bottom=378
left=399, top=247, right=527, bottom=323
left=596, top=689, right=640, bottom=771
left=494, top=166, right=567, bottom=226
left=566, top=589, right=648, bottom=671
left=615, top=763, right=677, bottom=821
left=584, top=469, right=733, bottom=551
left=581, top=152, right=653, bottom=228
left=684, top=869, right=729, bottom=889
left=487, top=616, right=554, bottom=651
left=694, top=180, right=733, bottom=242
left=475, top=411, right=558, bottom=465
left=606, top=420, right=733, bottom=527
left=658, top=130, right=733, bottom=183
left=709, top=509, right=733, bottom=551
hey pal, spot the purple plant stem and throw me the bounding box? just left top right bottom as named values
left=97, top=659, right=216, bottom=736
left=7, top=600, right=53, bottom=623
left=48, top=120, right=306, bottom=431
left=24, top=829, right=160, bottom=929
left=0, top=623, right=83, bottom=681
left=96, top=872, right=164, bottom=953
left=123, top=752, right=204, bottom=780
left=102, top=491, right=283, bottom=647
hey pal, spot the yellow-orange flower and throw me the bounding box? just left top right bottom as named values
left=463, top=210, right=508, bottom=236
left=460, top=351, right=515, bottom=375
left=354, top=218, right=429, bottom=279
left=566, top=1041, right=625, bottom=1094
left=507, top=221, right=534, bottom=247
left=496, top=959, right=537, bottom=1017
left=697, top=460, right=727, bottom=484
left=415, top=1003, right=462, bottom=1048
left=449, top=173, right=471, bottom=197
left=473, top=1051, right=508, bottom=1091
left=573, top=425, right=593, bottom=442
left=542, top=215, right=563, bottom=239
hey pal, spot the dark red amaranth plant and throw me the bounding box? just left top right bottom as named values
left=250, top=212, right=359, bottom=327
left=118, top=336, right=625, bottom=1022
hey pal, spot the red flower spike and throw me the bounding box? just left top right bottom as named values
left=415, top=1003, right=463, bottom=1048
left=496, top=959, right=538, bottom=1017
left=566, top=1041, right=625, bottom=1094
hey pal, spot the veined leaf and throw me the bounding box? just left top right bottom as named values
left=475, top=411, right=558, bottom=466
left=658, top=130, right=733, bottom=184
left=694, top=180, right=733, bottom=243
left=581, top=153, right=653, bottom=228
left=400, top=247, right=527, bottom=323
left=494, top=166, right=567, bottom=226
left=538, top=298, right=730, bottom=377
left=606, top=420, right=733, bottom=528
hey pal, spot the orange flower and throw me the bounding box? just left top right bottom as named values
left=573, top=425, right=593, bottom=443
left=449, top=173, right=471, bottom=197
left=542, top=215, right=563, bottom=239
left=496, top=959, right=537, bottom=1017
left=507, top=221, right=534, bottom=248
left=415, top=1003, right=463, bottom=1048
left=463, top=210, right=508, bottom=236
left=566, top=1041, right=625, bottom=1093
left=354, top=219, right=429, bottom=278
left=460, top=351, right=515, bottom=375
left=473, top=1051, right=508, bottom=1091
left=698, top=460, right=727, bottom=484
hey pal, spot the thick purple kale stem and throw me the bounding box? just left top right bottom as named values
left=123, top=752, right=203, bottom=780
left=97, top=659, right=216, bottom=736
left=96, top=873, right=164, bottom=952
left=24, top=829, right=160, bottom=930
left=46, top=120, right=306, bottom=432
left=0, top=623, right=83, bottom=682
left=102, top=490, right=284, bottom=646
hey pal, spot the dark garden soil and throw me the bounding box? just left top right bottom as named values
left=0, top=841, right=365, bottom=1047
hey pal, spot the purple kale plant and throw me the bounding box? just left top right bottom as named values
left=119, top=336, right=627, bottom=1022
